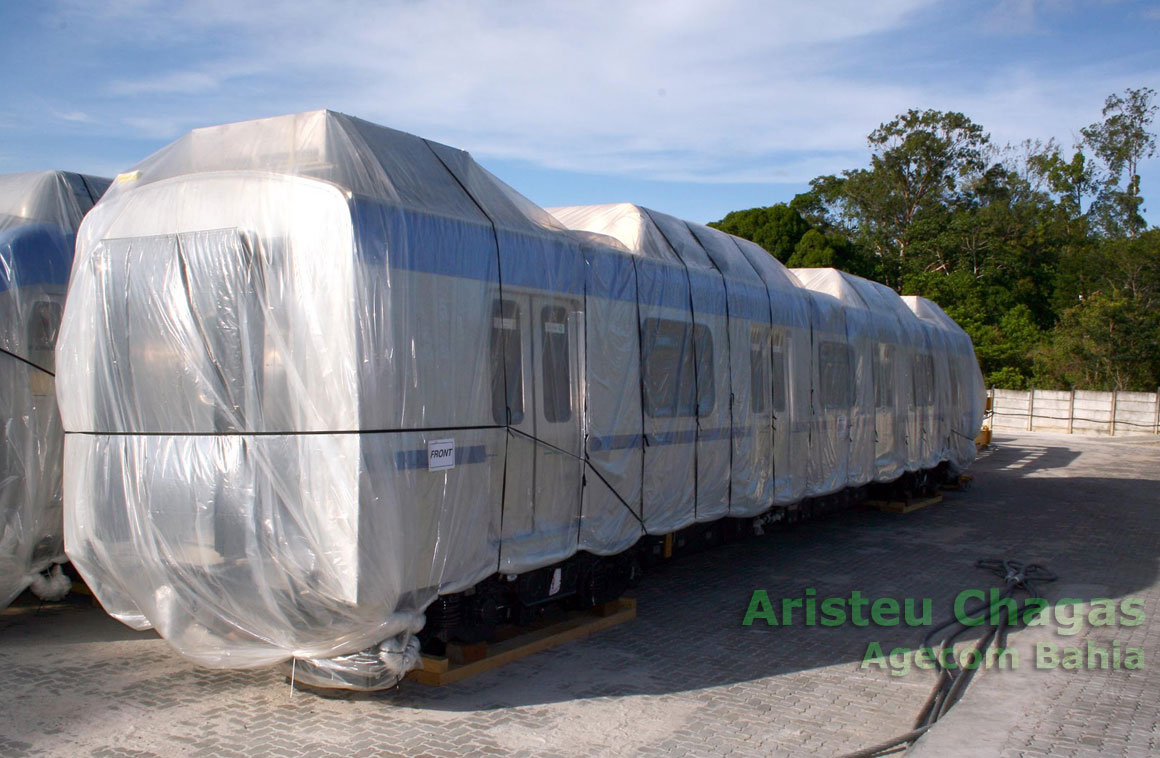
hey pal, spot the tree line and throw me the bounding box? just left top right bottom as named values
left=709, top=87, right=1159, bottom=391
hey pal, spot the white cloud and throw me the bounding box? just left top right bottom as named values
left=982, top=0, right=1042, bottom=34
left=108, top=71, right=221, bottom=96
left=58, top=0, right=937, bottom=180
left=32, top=0, right=1160, bottom=187
left=53, top=110, right=94, bottom=123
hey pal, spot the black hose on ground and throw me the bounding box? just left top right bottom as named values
left=840, top=559, right=1057, bottom=758
left=840, top=725, right=931, bottom=758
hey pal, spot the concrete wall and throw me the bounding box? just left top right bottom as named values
left=989, top=388, right=1160, bottom=436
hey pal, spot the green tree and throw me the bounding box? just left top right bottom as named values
left=1035, top=230, right=1160, bottom=390
left=786, top=228, right=875, bottom=278
left=1025, top=139, right=1096, bottom=217
left=1034, top=293, right=1160, bottom=391
left=790, top=176, right=848, bottom=232
left=839, top=109, right=991, bottom=281
left=1081, top=87, right=1158, bottom=237
left=709, top=88, right=1158, bottom=391
left=708, top=204, right=810, bottom=262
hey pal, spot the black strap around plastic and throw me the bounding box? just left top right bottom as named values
left=0, top=346, right=54, bottom=377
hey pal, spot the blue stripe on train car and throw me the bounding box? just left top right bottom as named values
left=635, top=257, right=700, bottom=313
left=585, top=246, right=635, bottom=302
left=588, top=433, right=643, bottom=453
left=727, top=281, right=771, bottom=322
left=388, top=427, right=753, bottom=467
left=351, top=201, right=499, bottom=284
left=687, top=268, right=726, bottom=317
left=0, top=224, right=76, bottom=294
left=350, top=198, right=740, bottom=316
left=395, top=444, right=490, bottom=471
left=496, top=228, right=585, bottom=296
left=588, top=425, right=744, bottom=452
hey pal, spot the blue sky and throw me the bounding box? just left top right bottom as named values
left=1, top=0, right=1158, bottom=225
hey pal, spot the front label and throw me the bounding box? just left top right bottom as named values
left=428, top=438, right=456, bottom=471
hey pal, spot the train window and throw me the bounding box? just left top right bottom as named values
left=750, top=327, right=769, bottom=415
left=642, top=318, right=714, bottom=418
left=875, top=344, right=894, bottom=409
left=491, top=299, right=524, bottom=425
left=541, top=305, right=571, bottom=423
left=771, top=330, right=787, bottom=414
left=28, top=301, right=63, bottom=351
left=820, top=341, right=853, bottom=409
left=912, top=353, right=935, bottom=406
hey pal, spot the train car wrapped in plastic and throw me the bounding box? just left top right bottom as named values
left=55, top=111, right=984, bottom=689
left=1, top=170, right=109, bottom=608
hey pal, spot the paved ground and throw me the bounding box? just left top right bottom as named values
left=0, top=432, right=1157, bottom=757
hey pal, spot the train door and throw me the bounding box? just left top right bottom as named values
left=640, top=308, right=700, bottom=532
left=493, top=293, right=536, bottom=570
left=746, top=324, right=774, bottom=511
left=874, top=343, right=896, bottom=467
left=531, top=296, right=584, bottom=561
left=578, top=247, right=643, bottom=555
left=817, top=337, right=854, bottom=495
left=901, top=337, right=921, bottom=469
left=768, top=328, right=790, bottom=498
left=774, top=318, right=810, bottom=505
left=911, top=346, right=937, bottom=467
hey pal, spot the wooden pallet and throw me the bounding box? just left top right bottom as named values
left=866, top=492, right=944, bottom=514
left=405, top=597, right=637, bottom=686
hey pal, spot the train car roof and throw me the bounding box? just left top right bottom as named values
left=0, top=170, right=110, bottom=229
left=903, top=294, right=976, bottom=354
left=101, top=110, right=572, bottom=239
left=547, top=202, right=801, bottom=292
left=0, top=170, right=111, bottom=295
left=793, top=268, right=872, bottom=310
left=792, top=267, right=941, bottom=345
left=903, top=295, right=970, bottom=338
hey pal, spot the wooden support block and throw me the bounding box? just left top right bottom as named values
left=405, top=597, right=637, bottom=687
left=975, top=427, right=992, bottom=448
left=867, top=492, right=944, bottom=514
left=447, top=641, right=488, bottom=665
left=420, top=655, right=449, bottom=673
left=592, top=599, right=622, bottom=617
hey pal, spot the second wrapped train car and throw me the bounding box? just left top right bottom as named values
left=1, top=170, right=109, bottom=609
left=55, top=111, right=985, bottom=689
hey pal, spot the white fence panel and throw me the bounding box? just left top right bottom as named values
left=989, top=388, right=1159, bottom=436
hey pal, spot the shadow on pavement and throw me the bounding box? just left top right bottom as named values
left=2, top=433, right=1155, bottom=718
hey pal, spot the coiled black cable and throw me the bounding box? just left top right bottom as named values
left=841, top=559, right=1057, bottom=758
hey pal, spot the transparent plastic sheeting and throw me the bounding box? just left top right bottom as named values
left=0, top=170, right=109, bottom=608
left=56, top=111, right=984, bottom=689
left=546, top=204, right=813, bottom=512
left=903, top=296, right=986, bottom=472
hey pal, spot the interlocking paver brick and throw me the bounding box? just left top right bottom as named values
left=0, top=432, right=1157, bottom=756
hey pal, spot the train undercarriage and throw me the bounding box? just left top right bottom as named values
left=419, top=463, right=956, bottom=654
